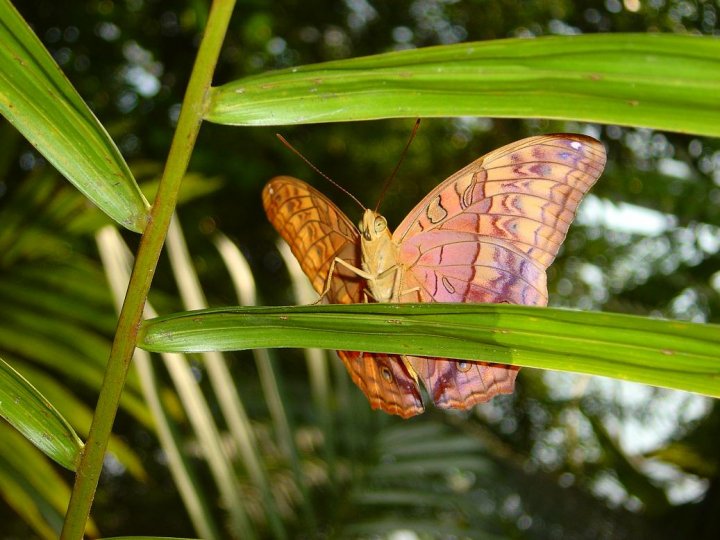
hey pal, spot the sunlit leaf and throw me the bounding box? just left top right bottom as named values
left=0, top=357, right=83, bottom=470
left=208, top=34, right=720, bottom=137
left=0, top=0, right=149, bottom=232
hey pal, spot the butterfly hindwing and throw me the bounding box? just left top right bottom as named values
left=409, top=357, right=519, bottom=410
left=398, top=230, right=548, bottom=305
left=338, top=350, right=423, bottom=418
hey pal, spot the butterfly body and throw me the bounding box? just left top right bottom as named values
left=358, top=211, right=400, bottom=302
left=357, top=209, right=424, bottom=304
left=263, top=134, right=607, bottom=418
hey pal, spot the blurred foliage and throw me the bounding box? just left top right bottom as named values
left=1, top=0, right=719, bottom=538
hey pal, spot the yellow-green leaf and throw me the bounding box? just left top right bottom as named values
left=0, top=0, right=149, bottom=232
left=208, top=34, right=720, bottom=137
left=0, top=356, right=83, bottom=471
left=138, top=304, right=720, bottom=399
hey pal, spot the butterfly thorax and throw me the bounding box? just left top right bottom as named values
left=359, top=209, right=402, bottom=302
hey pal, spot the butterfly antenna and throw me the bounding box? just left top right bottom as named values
left=374, top=119, right=421, bottom=212
left=276, top=134, right=366, bottom=211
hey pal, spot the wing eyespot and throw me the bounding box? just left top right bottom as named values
left=457, top=361, right=472, bottom=373
left=380, top=366, right=394, bottom=382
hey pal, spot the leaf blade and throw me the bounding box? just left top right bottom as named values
left=208, top=34, right=720, bottom=136
left=0, top=0, right=149, bottom=232
left=138, top=303, right=720, bottom=399
left=0, top=356, right=83, bottom=471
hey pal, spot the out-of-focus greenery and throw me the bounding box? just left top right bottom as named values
left=1, top=0, right=719, bottom=539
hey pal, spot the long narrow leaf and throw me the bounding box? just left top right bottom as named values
left=138, top=304, right=720, bottom=399
left=0, top=0, right=149, bottom=232
left=0, top=357, right=83, bottom=470
left=208, top=34, right=720, bottom=136
left=14, top=360, right=146, bottom=481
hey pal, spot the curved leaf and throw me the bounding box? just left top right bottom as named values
left=0, top=0, right=149, bottom=232
left=16, top=361, right=147, bottom=481
left=208, top=34, right=720, bottom=136
left=0, top=356, right=83, bottom=470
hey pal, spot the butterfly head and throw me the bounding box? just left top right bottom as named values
left=360, top=210, right=390, bottom=242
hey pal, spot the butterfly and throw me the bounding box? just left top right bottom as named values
left=263, top=134, right=606, bottom=418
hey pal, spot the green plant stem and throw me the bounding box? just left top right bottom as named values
left=59, top=1, right=236, bottom=538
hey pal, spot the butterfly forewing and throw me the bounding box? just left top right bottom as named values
left=393, top=134, right=605, bottom=307
left=263, top=176, right=362, bottom=303
left=395, top=134, right=606, bottom=269
left=263, top=176, right=424, bottom=417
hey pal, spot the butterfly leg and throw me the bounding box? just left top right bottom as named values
left=374, top=265, right=419, bottom=302
left=388, top=266, right=403, bottom=302
left=399, top=286, right=421, bottom=300
left=314, top=256, right=374, bottom=304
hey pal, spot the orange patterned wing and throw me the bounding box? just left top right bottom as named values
left=336, top=351, right=423, bottom=418
left=393, top=134, right=607, bottom=410
left=263, top=176, right=362, bottom=304
left=262, top=176, right=424, bottom=417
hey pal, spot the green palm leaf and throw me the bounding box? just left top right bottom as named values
left=208, top=34, right=720, bottom=136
